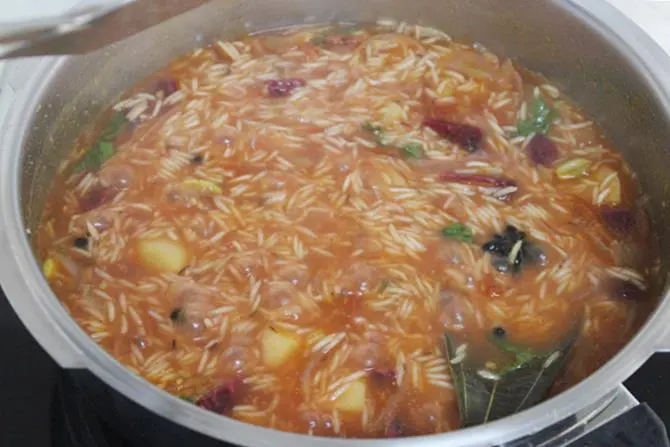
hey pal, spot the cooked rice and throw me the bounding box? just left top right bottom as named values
left=35, top=23, right=657, bottom=438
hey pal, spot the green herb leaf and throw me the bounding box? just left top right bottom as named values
left=517, top=97, right=558, bottom=136
left=73, top=113, right=126, bottom=173
left=401, top=142, right=424, bottom=158
left=445, top=327, right=579, bottom=427
left=99, top=112, right=127, bottom=141
left=180, top=395, right=197, bottom=403
left=73, top=141, right=116, bottom=173
left=441, top=223, right=474, bottom=243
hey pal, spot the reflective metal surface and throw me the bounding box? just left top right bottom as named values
left=0, top=0, right=211, bottom=59
left=2, top=0, right=670, bottom=446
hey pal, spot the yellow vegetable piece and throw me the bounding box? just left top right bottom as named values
left=381, top=102, right=405, bottom=125
left=181, top=178, right=223, bottom=196
left=595, top=167, right=622, bottom=205
left=556, top=158, right=591, bottom=180
left=334, top=380, right=367, bottom=413
left=262, top=328, right=300, bottom=368
left=43, top=258, right=57, bottom=279
left=137, top=238, right=189, bottom=273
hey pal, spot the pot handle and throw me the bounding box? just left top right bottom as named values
left=570, top=385, right=669, bottom=446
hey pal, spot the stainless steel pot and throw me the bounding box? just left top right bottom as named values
left=2, top=0, right=670, bottom=445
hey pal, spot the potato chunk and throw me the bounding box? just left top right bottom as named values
left=181, top=178, right=223, bottom=196
left=261, top=328, right=300, bottom=368
left=334, top=380, right=367, bottom=413
left=137, top=238, right=189, bottom=273
left=595, top=167, right=621, bottom=205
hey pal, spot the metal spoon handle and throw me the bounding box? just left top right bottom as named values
left=0, top=0, right=212, bottom=59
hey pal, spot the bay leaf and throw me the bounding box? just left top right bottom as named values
left=445, top=326, right=579, bottom=427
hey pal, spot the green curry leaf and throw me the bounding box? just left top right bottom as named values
left=401, top=142, right=424, bottom=159
left=73, top=113, right=126, bottom=173
left=517, top=97, right=558, bottom=136
left=441, top=223, right=474, bottom=243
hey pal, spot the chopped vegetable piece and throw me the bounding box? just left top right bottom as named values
left=196, top=379, right=240, bottom=415
left=333, top=380, right=367, bottom=413
left=381, top=102, right=405, bottom=124
left=555, top=158, right=591, bottom=180
left=261, top=328, right=300, bottom=368
left=441, top=223, right=474, bottom=243
left=400, top=142, right=424, bottom=158
left=137, top=238, right=189, bottom=273
left=155, top=78, right=179, bottom=97
left=191, top=154, right=204, bottom=165
left=180, top=395, right=196, bottom=403
left=595, top=167, right=622, bottom=205
left=599, top=206, right=635, bottom=234
left=79, top=186, right=116, bottom=212
left=526, top=134, right=558, bottom=167
left=266, top=78, right=306, bottom=97
left=311, top=28, right=361, bottom=47
left=369, top=368, right=396, bottom=385
left=181, top=178, right=223, bottom=196
left=424, top=119, right=483, bottom=152
left=169, top=307, right=186, bottom=324
left=517, top=97, right=558, bottom=136
left=43, top=258, right=57, bottom=279
left=440, top=172, right=517, bottom=189
left=73, top=237, right=89, bottom=250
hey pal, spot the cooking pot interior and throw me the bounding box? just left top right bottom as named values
left=19, top=0, right=670, bottom=339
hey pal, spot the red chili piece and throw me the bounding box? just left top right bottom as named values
left=79, top=186, right=115, bottom=212
left=155, top=78, right=179, bottom=97
left=266, top=78, right=306, bottom=97
left=369, top=368, right=397, bottom=386
left=599, top=206, right=635, bottom=234
left=526, top=134, right=558, bottom=166
left=196, top=379, right=241, bottom=415
left=424, top=119, right=484, bottom=152
left=325, top=35, right=363, bottom=47
left=439, top=172, right=517, bottom=189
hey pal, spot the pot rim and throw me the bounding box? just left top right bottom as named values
left=2, top=1, right=670, bottom=446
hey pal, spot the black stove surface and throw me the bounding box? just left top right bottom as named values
left=0, top=288, right=668, bottom=447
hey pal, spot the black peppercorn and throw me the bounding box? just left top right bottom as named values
left=492, top=326, right=506, bottom=338
left=169, top=307, right=186, bottom=324
left=73, top=237, right=89, bottom=250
